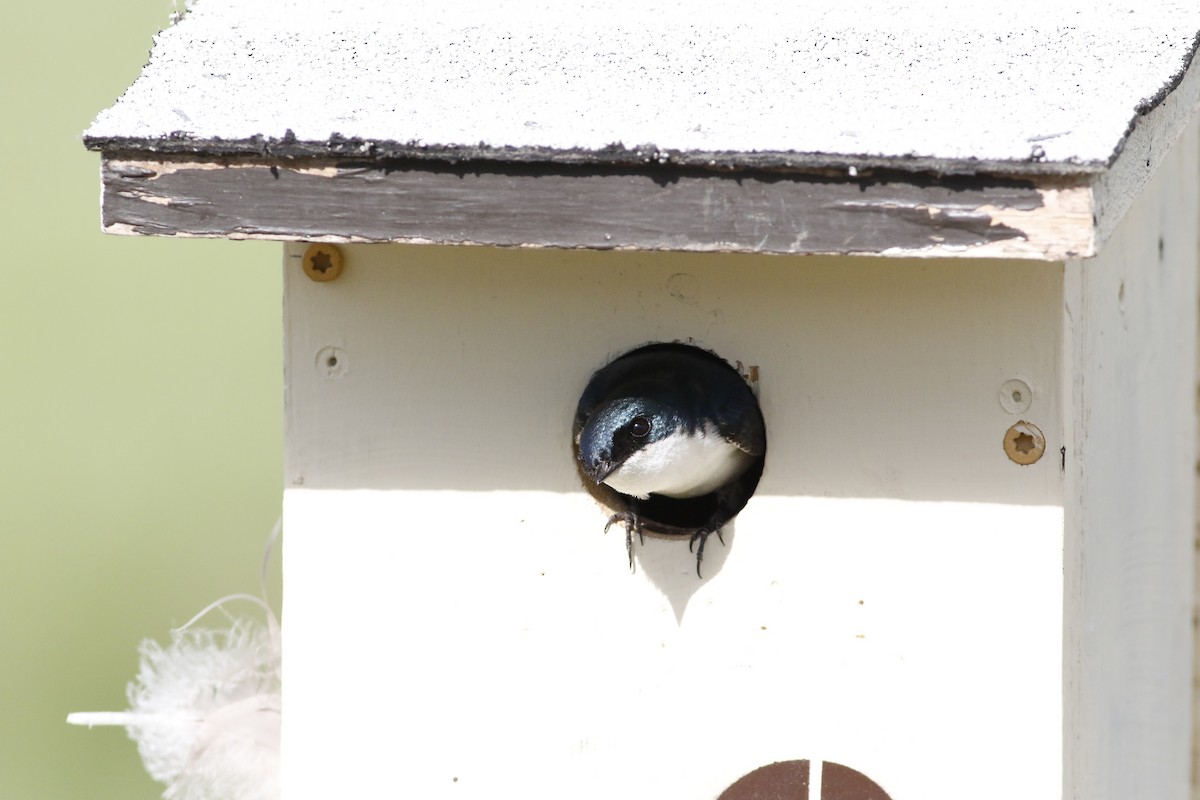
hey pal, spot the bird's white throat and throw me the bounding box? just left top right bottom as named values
left=602, top=425, right=753, bottom=500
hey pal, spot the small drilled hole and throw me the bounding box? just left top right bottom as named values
left=326, top=356, right=338, bottom=368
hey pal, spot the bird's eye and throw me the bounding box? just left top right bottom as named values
left=629, top=416, right=651, bottom=438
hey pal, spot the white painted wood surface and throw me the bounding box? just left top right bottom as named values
left=1061, top=114, right=1199, bottom=800
left=285, top=493, right=1063, bottom=799
left=1194, top=310, right=1200, bottom=800
left=281, top=246, right=1070, bottom=798
left=281, top=248, right=1065, bottom=502
left=87, top=0, right=1200, bottom=174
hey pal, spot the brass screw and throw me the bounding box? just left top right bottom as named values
left=302, top=243, right=344, bottom=282
left=1003, top=421, right=1046, bottom=465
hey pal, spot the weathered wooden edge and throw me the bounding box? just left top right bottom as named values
left=85, top=133, right=1111, bottom=179
left=98, top=156, right=1095, bottom=260
left=1092, top=44, right=1200, bottom=251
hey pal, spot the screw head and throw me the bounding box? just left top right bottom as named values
left=1004, top=421, right=1046, bottom=465
left=302, top=243, right=344, bottom=282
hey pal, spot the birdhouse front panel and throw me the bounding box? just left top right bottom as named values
left=282, top=244, right=1069, bottom=799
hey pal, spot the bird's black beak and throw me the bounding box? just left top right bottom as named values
left=577, top=427, right=619, bottom=485
left=579, top=455, right=617, bottom=486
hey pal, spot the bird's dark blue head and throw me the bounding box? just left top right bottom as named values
left=576, top=394, right=681, bottom=487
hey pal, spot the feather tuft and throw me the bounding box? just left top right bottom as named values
left=69, top=524, right=282, bottom=800
left=133, top=616, right=280, bottom=800
left=69, top=609, right=281, bottom=800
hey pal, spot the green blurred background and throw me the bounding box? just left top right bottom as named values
left=1, top=3, right=283, bottom=798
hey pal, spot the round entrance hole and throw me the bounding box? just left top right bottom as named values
left=572, top=342, right=766, bottom=538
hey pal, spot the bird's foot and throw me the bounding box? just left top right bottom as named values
left=688, top=527, right=725, bottom=578
left=605, top=512, right=644, bottom=572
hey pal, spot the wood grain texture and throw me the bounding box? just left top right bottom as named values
left=1062, top=112, right=1199, bottom=800
left=1194, top=291, right=1200, bottom=800
left=99, top=156, right=1095, bottom=259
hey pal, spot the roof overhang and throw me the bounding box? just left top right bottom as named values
left=86, top=0, right=1200, bottom=259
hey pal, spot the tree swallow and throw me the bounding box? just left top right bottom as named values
left=573, top=343, right=766, bottom=576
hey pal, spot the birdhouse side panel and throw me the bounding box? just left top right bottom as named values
left=1061, top=112, right=1200, bottom=800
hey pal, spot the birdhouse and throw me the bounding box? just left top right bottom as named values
left=86, top=2, right=1200, bottom=798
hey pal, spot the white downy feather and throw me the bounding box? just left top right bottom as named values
left=69, top=609, right=281, bottom=800
left=68, top=526, right=282, bottom=800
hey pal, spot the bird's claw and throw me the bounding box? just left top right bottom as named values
left=606, top=515, right=725, bottom=578
left=688, top=527, right=725, bottom=578
left=605, top=513, right=644, bottom=572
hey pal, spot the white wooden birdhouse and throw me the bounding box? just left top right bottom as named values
left=87, top=2, right=1200, bottom=798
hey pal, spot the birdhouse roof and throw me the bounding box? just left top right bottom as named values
left=84, top=0, right=1200, bottom=258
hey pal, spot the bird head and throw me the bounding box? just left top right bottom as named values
left=576, top=396, right=678, bottom=498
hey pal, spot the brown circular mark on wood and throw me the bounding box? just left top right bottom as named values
left=821, top=762, right=893, bottom=800
left=719, top=759, right=893, bottom=800
left=719, top=759, right=809, bottom=799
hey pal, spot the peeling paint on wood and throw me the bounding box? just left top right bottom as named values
left=99, top=156, right=1095, bottom=259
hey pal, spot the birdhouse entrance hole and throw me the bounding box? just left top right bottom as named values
left=573, top=342, right=767, bottom=538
